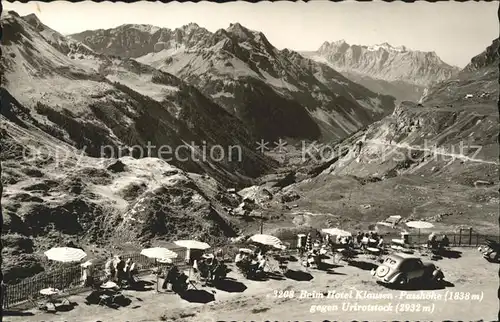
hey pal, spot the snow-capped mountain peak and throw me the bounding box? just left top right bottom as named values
left=302, top=39, right=460, bottom=102
left=367, top=42, right=407, bottom=53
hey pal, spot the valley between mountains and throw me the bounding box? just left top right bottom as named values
left=1, top=11, right=498, bottom=283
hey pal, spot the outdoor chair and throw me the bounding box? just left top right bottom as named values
left=98, top=294, right=111, bottom=306
left=27, top=295, right=46, bottom=311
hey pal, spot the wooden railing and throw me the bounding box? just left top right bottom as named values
left=2, top=231, right=499, bottom=309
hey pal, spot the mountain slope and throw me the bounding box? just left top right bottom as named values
left=249, top=39, right=498, bottom=236
left=301, top=40, right=460, bottom=102
left=71, top=23, right=396, bottom=142
left=304, top=38, right=498, bottom=184
left=1, top=12, right=274, bottom=185
left=1, top=11, right=282, bottom=282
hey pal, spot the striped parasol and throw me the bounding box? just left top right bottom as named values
left=248, top=234, right=283, bottom=249
left=44, top=247, right=87, bottom=263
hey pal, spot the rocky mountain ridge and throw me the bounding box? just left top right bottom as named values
left=71, top=22, right=396, bottom=142
left=301, top=40, right=460, bottom=102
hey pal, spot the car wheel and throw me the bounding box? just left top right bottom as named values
left=395, top=274, right=408, bottom=285
left=432, top=270, right=444, bottom=282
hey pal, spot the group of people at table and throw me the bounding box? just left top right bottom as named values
left=234, top=248, right=269, bottom=277
left=297, top=231, right=389, bottom=269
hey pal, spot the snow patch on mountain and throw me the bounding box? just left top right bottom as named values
left=211, top=92, right=235, bottom=99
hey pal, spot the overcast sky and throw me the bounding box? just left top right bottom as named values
left=4, top=1, right=498, bottom=67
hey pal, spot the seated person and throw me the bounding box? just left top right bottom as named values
left=171, top=272, right=189, bottom=294
left=360, top=236, right=369, bottom=250
left=234, top=251, right=247, bottom=268
left=440, top=235, right=450, bottom=248
left=212, top=260, right=227, bottom=280
left=427, top=233, right=438, bottom=249
left=257, top=254, right=267, bottom=271
left=377, top=237, right=384, bottom=248
left=306, top=254, right=316, bottom=267
left=128, top=262, right=137, bottom=283
left=347, top=237, right=354, bottom=249
left=356, top=232, right=363, bottom=245
left=166, top=264, right=180, bottom=283
left=203, top=254, right=216, bottom=281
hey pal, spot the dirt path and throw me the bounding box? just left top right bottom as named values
left=365, top=139, right=498, bottom=165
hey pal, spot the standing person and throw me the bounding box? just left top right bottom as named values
left=115, top=256, right=125, bottom=283
left=1, top=281, right=8, bottom=311
left=104, top=258, right=115, bottom=282
left=81, top=261, right=94, bottom=287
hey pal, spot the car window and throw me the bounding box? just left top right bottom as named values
left=415, top=259, right=424, bottom=268
left=399, top=260, right=412, bottom=272
left=384, top=257, right=398, bottom=267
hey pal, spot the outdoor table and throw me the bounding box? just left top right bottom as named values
left=39, top=288, right=59, bottom=303
left=392, top=238, right=405, bottom=246
left=366, top=247, right=381, bottom=260
left=100, top=281, right=119, bottom=290
left=39, top=288, right=61, bottom=311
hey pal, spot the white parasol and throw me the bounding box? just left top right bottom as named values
left=140, top=247, right=178, bottom=260
left=239, top=248, right=253, bottom=253
left=248, top=234, right=284, bottom=249
left=322, top=228, right=352, bottom=237
left=141, top=247, right=178, bottom=292
left=406, top=221, right=434, bottom=242
left=406, top=221, right=434, bottom=229
left=173, top=240, right=211, bottom=250
left=44, top=247, right=87, bottom=263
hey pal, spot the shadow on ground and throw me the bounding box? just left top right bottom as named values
left=129, top=280, right=154, bottom=292
left=284, top=270, right=314, bottom=281
left=56, top=301, right=79, bottom=312
left=348, top=260, right=378, bottom=271
left=213, top=279, right=247, bottom=293
left=1, top=310, right=35, bottom=317
left=180, top=290, right=215, bottom=304
left=439, top=250, right=462, bottom=259
left=385, top=280, right=455, bottom=291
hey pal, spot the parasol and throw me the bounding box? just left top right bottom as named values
left=173, top=240, right=211, bottom=281
left=141, top=247, right=178, bottom=292
left=406, top=221, right=434, bottom=229
left=305, top=233, right=312, bottom=252
left=140, top=247, right=178, bottom=260
left=322, top=228, right=352, bottom=237
left=406, top=221, right=434, bottom=243
left=248, top=234, right=284, bottom=249
left=44, top=247, right=87, bottom=263
left=173, top=240, right=211, bottom=250
left=239, top=248, right=253, bottom=253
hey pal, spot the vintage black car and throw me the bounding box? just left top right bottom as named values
left=479, top=239, right=500, bottom=263
left=371, top=253, right=444, bottom=286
